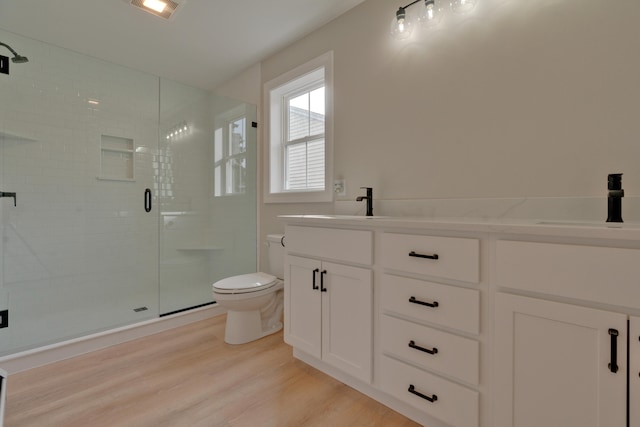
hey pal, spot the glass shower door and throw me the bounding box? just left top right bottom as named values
left=0, top=132, right=6, bottom=333
left=0, top=32, right=160, bottom=356
left=158, top=80, right=257, bottom=315
left=0, top=30, right=259, bottom=356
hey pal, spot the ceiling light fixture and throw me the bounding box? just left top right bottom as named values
left=391, top=0, right=476, bottom=40
left=129, top=0, right=182, bottom=20
left=143, top=0, right=167, bottom=13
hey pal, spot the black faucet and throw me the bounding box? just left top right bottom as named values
left=606, top=173, right=623, bottom=223
left=356, top=187, right=373, bottom=217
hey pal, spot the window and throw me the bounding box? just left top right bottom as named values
left=214, top=107, right=247, bottom=197
left=264, top=52, right=333, bottom=203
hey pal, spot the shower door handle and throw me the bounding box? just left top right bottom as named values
left=0, top=192, right=16, bottom=206
left=144, top=189, right=152, bottom=212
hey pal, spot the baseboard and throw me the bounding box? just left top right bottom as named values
left=0, top=304, right=226, bottom=374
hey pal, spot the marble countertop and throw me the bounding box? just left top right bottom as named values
left=279, top=215, right=640, bottom=241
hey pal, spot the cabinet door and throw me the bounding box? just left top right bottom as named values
left=284, top=255, right=321, bottom=358
left=494, top=293, right=627, bottom=427
left=321, top=262, right=373, bottom=383
left=630, top=316, right=640, bottom=426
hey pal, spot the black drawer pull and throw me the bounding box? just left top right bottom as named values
left=312, top=268, right=319, bottom=290
left=609, top=328, right=619, bottom=373
left=409, top=340, right=438, bottom=355
left=409, top=251, right=439, bottom=260
left=408, top=385, right=437, bottom=403
left=409, top=296, right=439, bottom=308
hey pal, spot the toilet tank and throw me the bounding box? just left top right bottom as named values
left=266, top=234, right=285, bottom=279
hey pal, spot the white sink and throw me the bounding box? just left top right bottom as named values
left=303, top=215, right=390, bottom=220
left=536, top=220, right=627, bottom=228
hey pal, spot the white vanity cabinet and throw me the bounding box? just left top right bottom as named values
left=629, top=316, right=640, bottom=426
left=494, top=239, right=640, bottom=427
left=378, top=232, right=481, bottom=427
left=280, top=215, right=640, bottom=427
left=284, top=225, right=373, bottom=383
left=494, top=293, right=627, bottom=427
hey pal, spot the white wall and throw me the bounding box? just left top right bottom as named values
left=215, top=63, right=262, bottom=106
left=215, top=0, right=640, bottom=268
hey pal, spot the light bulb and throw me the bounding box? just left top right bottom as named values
left=418, top=0, right=443, bottom=28
left=143, top=0, right=167, bottom=13
left=390, top=7, right=414, bottom=40
left=450, top=0, right=477, bottom=14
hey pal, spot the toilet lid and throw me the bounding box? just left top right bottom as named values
left=213, top=272, right=278, bottom=294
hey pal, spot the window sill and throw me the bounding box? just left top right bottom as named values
left=264, top=190, right=333, bottom=204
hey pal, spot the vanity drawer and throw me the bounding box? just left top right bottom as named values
left=381, top=274, right=480, bottom=335
left=380, top=355, right=479, bottom=427
left=285, top=225, right=373, bottom=265
left=496, top=240, right=640, bottom=308
left=380, top=233, right=479, bottom=283
left=380, top=315, right=479, bottom=385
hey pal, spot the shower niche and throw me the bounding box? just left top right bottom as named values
left=99, top=134, right=135, bottom=181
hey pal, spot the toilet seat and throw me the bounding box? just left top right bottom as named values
left=213, top=272, right=278, bottom=295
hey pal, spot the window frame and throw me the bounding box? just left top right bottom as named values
left=263, top=51, right=334, bottom=203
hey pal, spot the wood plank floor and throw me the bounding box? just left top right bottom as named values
left=5, top=315, right=419, bottom=427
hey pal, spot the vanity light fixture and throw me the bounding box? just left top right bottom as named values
left=418, top=0, right=443, bottom=29
left=390, top=4, right=415, bottom=40
left=391, top=0, right=476, bottom=39
left=450, top=0, right=477, bottom=14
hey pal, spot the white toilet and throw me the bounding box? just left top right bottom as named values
left=212, top=234, right=285, bottom=345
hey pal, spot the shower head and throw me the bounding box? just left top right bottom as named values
left=11, top=54, right=29, bottom=64
left=0, top=42, right=29, bottom=64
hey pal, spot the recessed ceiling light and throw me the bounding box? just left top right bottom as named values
left=129, top=0, right=182, bottom=20
left=143, top=0, right=167, bottom=13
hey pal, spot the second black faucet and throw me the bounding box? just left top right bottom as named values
left=607, top=173, right=624, bottom=223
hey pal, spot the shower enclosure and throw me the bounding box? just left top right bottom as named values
left=0, top=30, right=257, bottom=356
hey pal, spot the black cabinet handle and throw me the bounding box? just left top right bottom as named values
left=408, top=385, right=437, bottom=403
left=409, top=296, right=439, bottom=308
left=409, top=340, right=438, bottom=355
left=144, top=189, right=152, bottom=213
left=320, top=270, right=327, bottom=292
left=312, top=268, right=319, bottom=290
left=609, top=328, right=619, bottom=373
left=409, top=251, right=439, bottom=260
